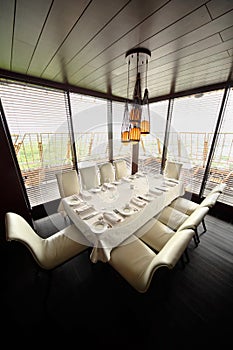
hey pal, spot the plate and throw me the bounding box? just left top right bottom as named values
left=91, top=221, right=108, bottom=233
left=118, top=206, right=135, bottom=216
left=112, top=180, right=121, bottom=185
left=67, top=198, right=81, bottom=206
left=90, top=187, right=101, bottom=193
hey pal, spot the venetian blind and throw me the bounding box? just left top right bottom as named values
left=0, top=80, right=73, bottom=208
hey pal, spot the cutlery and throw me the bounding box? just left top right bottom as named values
left=154, top=187, right=166, bottom=192
left=137, top=195, right=150, bottom=202
left=83, top=212, right=99, bottom=220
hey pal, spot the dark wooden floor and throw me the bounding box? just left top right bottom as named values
left=3, top=213, right=233, bottom=348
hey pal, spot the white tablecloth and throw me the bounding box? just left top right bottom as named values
left=62, top=174, right=184, bottom=263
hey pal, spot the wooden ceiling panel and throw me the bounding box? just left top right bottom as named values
left=0, top=0, right=232, bottom=100
left=27, top=0, right=90, bottom=76
left=88, top=34, right=223, bottom=96
left=75, top=6, right=232, bottom=92
left=220, top=24, right=233, bottom=41
left=68, top=0, right=209, bottom=85
left=0, top=0, right=15, bottom=70
left=207, top=0, right=233, bottom=19
left=51, top=0, right=169, bottom=82
left=41, top=0, right=130, bottom=80
left=75, top=5, right=211, bottom=91
left=12, top=0, right=52, bottom=73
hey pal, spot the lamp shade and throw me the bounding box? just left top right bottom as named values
left=121, top=101, right=130, bottom=143
left=141, top=88, right=150, bottom=135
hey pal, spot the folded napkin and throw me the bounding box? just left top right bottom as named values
left=131, top=196, right=146, bottom=207
left=75, top=204, right=91, bottom=214
left=103, top=182, right=115, bottom=189
left=149, top=188, right=163, bottom=195
left=164, top=180, right=176, bottom=187
left=76, top=206, right=97, bottom=220
left=103, top=211, right=123, bottom=225
left=121, top=177, right=131, bottom=183
left=164, top=177, right=179, bottom=184
left=155, top=185, right=169, bottom=192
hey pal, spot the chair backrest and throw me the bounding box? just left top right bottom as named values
left=99, top=162, right=115, bottom=184
left=164, top=161, right=183, bottom=180
left=113, top=159, right=129, bottom=180
left=208, top=183, right=226, bottom=195
left=79, top=165, right=100, bottom=190
left=56, top=170, right=80, bottom=198
left=5, top=212, right=89, bottom=270
left=200, top=192, right=220, bottom=208
left=178, top=206, right=209, bottom=232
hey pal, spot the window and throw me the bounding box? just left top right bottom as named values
left=205, top=87, right=233, bottom=206
left=70, top=92, right=108, bottom=167
left=0, top=80, right=72, bottom=207
left=139, top=100, right=168, bottom=174
left=168, top=90, right=224, bottom=193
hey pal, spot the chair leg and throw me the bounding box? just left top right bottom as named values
left=193, top=228, right=200, bottom=247
left=202, top=219, right=207, bottom=233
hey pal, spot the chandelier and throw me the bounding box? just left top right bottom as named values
left=121, top=47, right=151, bottom=144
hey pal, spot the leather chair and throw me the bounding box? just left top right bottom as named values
left=5, top=212, right=90, bottom=270
left=113, top=159, right=129, bottom=180
left=99, top=162, right=115, bottom=184
left=170, top=190, right=221, bottom=227
left=79, top=165, right=100, bottom=190
left=56, top=169, right=81, bottom=215
left=164, top=160, right=183, bottom=180
left=157, top=206, right=210, bottom=246
left=56, top=169, right=80, bottom=197
left=109, top=229, right=194, bottom=293
left=208, top=182, right=226, bottom=195
left=135, top=219, right=176, bottom=252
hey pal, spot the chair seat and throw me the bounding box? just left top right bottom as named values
left=170, top=197, right=199, bottom=215
left=138, top=220, right=176, bottom=252
left=157, top=206, right=189, bottom=231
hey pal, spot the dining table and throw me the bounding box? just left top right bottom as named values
left=62, top=172, right=185, bottom=263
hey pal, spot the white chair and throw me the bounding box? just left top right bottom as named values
left=99, top=162, right=115, bottom=184
left=109, top=229, right=194, bottom=293
left=79, top=165, right=100, bottom=190
left=56, top=169, right=80, bottom=198
left=164, top=160, right=183, bottom=180
left=5, top=212, right=90, bottom=270
left=135, top=218, right=176, bottom=252
left=169, top=190, right=221, bottom=233
left=158, top=206, right=209, bottom=246
left=56, top=169, right=81, bottom=215
left=206, top=182, right=226, bottom=195
left=113, top=159, right=129, bottom=180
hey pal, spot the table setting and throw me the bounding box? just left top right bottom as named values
left=61, top=172, right=185, bottom=263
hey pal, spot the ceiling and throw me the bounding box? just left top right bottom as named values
left=0, top=0, right=233, bottom=101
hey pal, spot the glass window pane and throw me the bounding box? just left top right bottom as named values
left=168, top=90, right=224, bottom=193
left=70, top=93, right=108, bottom=168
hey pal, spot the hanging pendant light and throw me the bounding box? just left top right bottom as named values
left=129, top=71, right=142, bottom=143
left=121, top=59, right=130, bottom=144
left=122, top=47, right=151, bottom=143
left=141, top=57, right=150, bottom=135
left=121, top=101, right=130, bottom=143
